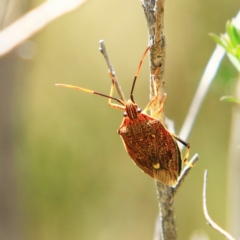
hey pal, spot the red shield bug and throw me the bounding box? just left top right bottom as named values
left=56, top=46, right=191, bottom=186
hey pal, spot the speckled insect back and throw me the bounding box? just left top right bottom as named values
left=118, top=107, right=182, bottom=186
left=56, top=46, right=191, bottom=186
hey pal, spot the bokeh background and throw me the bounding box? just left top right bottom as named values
left=0, top=0, right=239, bottom=239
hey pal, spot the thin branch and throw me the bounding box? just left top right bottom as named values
left=227, top=73, right=240, bottom=237
left=99, top=40, right=126, bottom=102
left=142, top=1, right=178, bottom=239
left=174, top=154, right=199, bottom=192
left=178, top=10, right=240, bottom=147
left=178, top=45, right=225, bottom=145
left=153, top=155, right=199, bottom=240
left=164, top=120, right=199, bottom=193
left=203, top=170, right=236, bottom=240
left=0, top=0, right=87, bottom=56
left=154, top=181, right=176, bottom=240
left=143, top=0, right=166, bottom=123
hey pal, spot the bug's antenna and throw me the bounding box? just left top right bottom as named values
left=55, top=84, right=125, bottom=106
left=130, top=46, right=151, bottom=102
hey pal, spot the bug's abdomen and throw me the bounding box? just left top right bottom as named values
left=118, top=118, right=181, bottom=186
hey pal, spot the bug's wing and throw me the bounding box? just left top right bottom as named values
left=120, top=133, right=179, bottom=186
left=152, top=122, right=182, bottom=185
left=119, top=118, right=181, bottom=186
left=154, top=123, right=181, bottom=172
left=153, top=168, right=178, bottom=186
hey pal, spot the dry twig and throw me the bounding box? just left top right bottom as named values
left=99, top=40, right=126, bottom=102
left=143, top=1, right=177, bottom=239
left=174, top=154, right=199, bottom=191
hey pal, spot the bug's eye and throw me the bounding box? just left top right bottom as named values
left=137, top=108, right=141, bottom=113
left=123, top=112, right=127, bottom=117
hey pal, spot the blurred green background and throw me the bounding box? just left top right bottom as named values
left=0, top=0, right=239, bottom=239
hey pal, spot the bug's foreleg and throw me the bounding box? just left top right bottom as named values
left=109, top=103, right=125, bottom=111
left=143, top=69, right=167, bottom=117
left=107, top=71, right=125, bottom=110
left=151, top=93, right=167, bottom=118
left=145, top=93, right=167, bottom=118
left=142, top=95, right=158, bottom=114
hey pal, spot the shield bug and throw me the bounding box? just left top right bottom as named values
left=56, top=46, right=191, bottom=186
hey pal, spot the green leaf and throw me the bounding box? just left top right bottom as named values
left=226, top=21, right=240, bottom=48
left=209, top=33, right=225, bottom=47
left=220, top=34, right=232, bottom=48
left=226, top=21, right=237, bottom=47
left=236, top=45, right=240, bottom=60
left=210, top=19, right=240, bottom=72
left=220, top=96, right=240, bottom=104
left=209, top=33, right=231, bottom=50
left=232, top=24, right=240, bottom=43
left=227, top=53, right=240, bottom=72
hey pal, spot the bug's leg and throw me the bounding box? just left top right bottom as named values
left=142, top=96, right=158, bottom=114
left=107, top=71, right=126, bottom=111
left=172, top=135, right=193, bottom=167
left=142, top=92, right=167, bottom=117
left=142, top=66, right=167, bottom=117
left=150, top=93, right=167, bottom=118
left=143, top=93, right=167, bottom=117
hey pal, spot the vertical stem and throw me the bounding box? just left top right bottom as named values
left=149, top=0, right=166, bottom=121
left=155, top=181, right=176, bottom=240
left=143, top=0, right=166, bottom=121
left=143, top=1, right=176, bottom=239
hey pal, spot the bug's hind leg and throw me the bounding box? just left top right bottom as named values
left=172, top=135, right=193, bottom=167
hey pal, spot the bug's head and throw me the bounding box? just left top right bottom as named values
left=124, top=99, right=141, bottom=120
